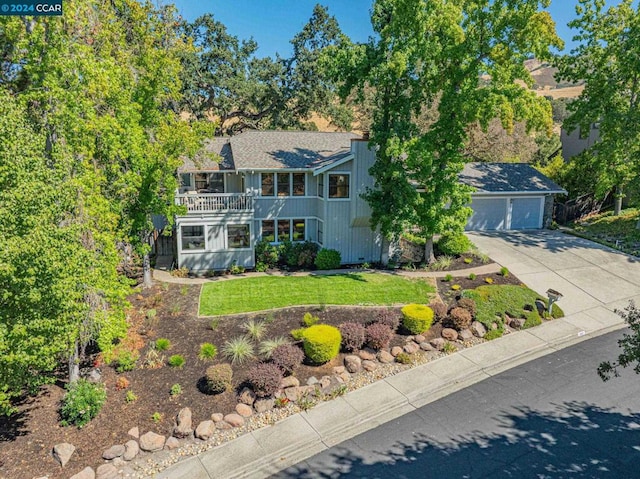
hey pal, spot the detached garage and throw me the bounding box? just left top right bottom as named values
left=460, top=163, right=566, bottom=231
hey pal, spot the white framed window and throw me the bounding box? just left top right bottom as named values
left=181, top=225, right=205, bottom=250
left=261, top=220, right=275, bottom=242
left=328, top=173, right=350, bottom=199
left=180, top=173, right=192, bottom=189
left=277, top=172, right=290, bottom=197
left=292, top=219, right=306, bottom=241
left=318, top=174, right=324, bottom=198
left=260, top=218, right=307, bottom=243
left=227, top=224, right=250, bottom=249
left=293, top=173, right=306, bottom=196
left=260, top=172, right=307, bottom=197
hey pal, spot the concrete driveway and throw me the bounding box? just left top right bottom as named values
left=467, top=230, right=640, bottom=317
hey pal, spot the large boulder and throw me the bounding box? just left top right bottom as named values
left=102, top=444, right=125, bottom=460
left=441, top=328, right=459, bottom=341
left=344, top=355, right=362, bottom=373
left=173, top=407, right=193, bottom=438
left=195, top=420, right=216, bottom=440
left=223, top=413, right=245, bottom=428
left=139, top=431, right=165, bottom=452
left=430, top=338, right=445, bottom=351
left=235, top=403, right=253, bottom=418
left=123, top=440, right=139, bottom=461
left=471, top=321, right=487, bottom=338
left=377, top=350, right=394, bottom=363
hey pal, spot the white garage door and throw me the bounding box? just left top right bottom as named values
left=465, top=198, right=507, bottom=231
left=510, top=197, right=543, bottom=229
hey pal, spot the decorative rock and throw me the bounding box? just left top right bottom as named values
left=459, top=329, right=473, bottom=341
left=377, top=350, right=394, bottom=363
left=173, top=407, right=193, bottom=438
left=419, top=342, right=434, bottom=351
left=306, top=376, right=319, bottom=386
left=284, top=386, right=301, bottom=402
left=441, top=328, right=458, bottom=341
left=491, top=322, right=499, bottom=330
left=510, top=317, right=526, bottom=329
left=332, top=366, right=345, bottom=374
left=195, top=420, right=216, bottom=440
left=338, top=371, right=351, bottom=382
left=95, top=464, right=118, bottom=479
left=165, top=437, right=180, bottom=450
left=414, top=335, right=426, bottom=343
left=123, top=440, right=139, bottom=461
left=70, top=467, right=95, bottom=479
left=87, top=368, right=102, bottom=383
left=471, top=321, right=487, bottom=338
left=111, top=457, right=125, bottom=468
left=430, top=338, right=445, bottom=350
left=319, top=376, right=333, bottom=390
left=224, top=413, right=245, bottom=427
left=362, top=360, right=378, bottom=371
left=358, top=350, right=376, bottom=361
left=238, top=387, right=256, bottom=405
left=391, top=346, right=403, bottom=357
left=127, top=427, right=139, bottom=438
left=236, top=403, right=253, bottom=418
left=52, top=442, right=75, bottom=467
left=403, top=342, right=420, bottom=354
left=211, top=413, right=224, bottom=422
left=139, top=431, right=165, bottom=452
left=405, top=335, right=415, bottom=342
left=215, top=420, right=232, bottom=430
left=254, top=398, right=275, bottom=413
left=102, top=444, right=125, bottom=460
left=280, top=376, right=300, bottom=389
left=344, top=355, right=362, bottom=373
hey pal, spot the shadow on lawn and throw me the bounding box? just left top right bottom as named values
left=275, top=401, right=640, bottom=478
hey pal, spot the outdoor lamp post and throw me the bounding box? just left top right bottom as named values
left=546, top=289, right=563, bottom=315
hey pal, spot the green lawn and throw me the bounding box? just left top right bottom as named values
left=199, top=273, right=435, bottom=316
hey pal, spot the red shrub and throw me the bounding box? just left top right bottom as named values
left=365, top=323, right=394, bottom=350
left=339, top=322, right=366, bottom=352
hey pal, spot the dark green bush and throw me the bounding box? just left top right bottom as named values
left=60, top=379, right=106, bottom=427
left=202, top=364, right=233, bottom=395
left=401, top=304, right=434, bottom=334
left=437, top=233, right=473, bottom=256
left=302, top=324, right=341, bottom=363
left=255, top=239, right=280, bottom=268
left=283, top=241, right=319, bottom=268
left=314, top=248, right=341, bottom=270
left=247, top=362, right=283, bottom=398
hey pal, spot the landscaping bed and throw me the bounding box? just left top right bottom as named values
left=569, top=207, right=640, bottom=256
left=0, top=266, right=563, bottom=479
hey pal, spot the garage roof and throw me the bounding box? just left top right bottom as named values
left=460, top=162, right=567, bottom=195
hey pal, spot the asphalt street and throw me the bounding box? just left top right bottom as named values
left=272, top=330, right=640, bottom=479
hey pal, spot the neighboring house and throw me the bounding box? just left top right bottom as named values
left=560, top=124, right=600, bottom=161
left=171, top=132, right=565, bottom=271
left=461, top=162, right=566, bottom=231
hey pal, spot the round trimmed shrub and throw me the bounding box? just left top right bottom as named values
left=437, top=233, right=473, bottom=256
left=302, top=324, right=342, bottom=364
left=314, top=248, right=341, bottom=270
left=338, top=322, right=366, bottom=352
left=60, top=379, right=106, bottom=427
left=202, top=364, right=233, bottom=395
left=371, top=309, right=400, bottom=331
left=365, top=322, right=394, bottom=350
left=448, top=307, right=472, bottom=330
left=246, top=362, right=283, bottom=398
left=401, top=304, right=434, bottom=334
left=428, top=301, right=448, bottom=322
left=271, top=343, right=304, bottom=374
left=457, top=298, right=477, bottom=318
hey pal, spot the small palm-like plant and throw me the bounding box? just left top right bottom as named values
left=258, top=336, right=290, bottom=359
left=242, top=319, right=267, bottom=341
left=222, top=336, right=255, bottom=364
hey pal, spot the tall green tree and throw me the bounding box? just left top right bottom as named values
left=180, top=4, right=351, bottom=134
left=556, top=0, right=640, bottom=215
left=335, top=0, right=561, bottom=260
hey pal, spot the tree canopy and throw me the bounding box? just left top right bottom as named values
left=556, top=0, right=640, bottom=214
left=334, top=0, right=561, bottom=259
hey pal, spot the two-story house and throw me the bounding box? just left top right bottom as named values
left=170, top=131, right=565, bottom=272
left=174, top=131, right=383, bottom=272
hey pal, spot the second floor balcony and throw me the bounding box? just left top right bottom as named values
left=176, top=193, right=254, bottom=214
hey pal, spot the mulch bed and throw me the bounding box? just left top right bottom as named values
left=0, top=263, right=522, bottom=479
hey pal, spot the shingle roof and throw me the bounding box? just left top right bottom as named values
left=460, top=162, right=566, bottom=194
left=179, top=131, right=359, bottom=172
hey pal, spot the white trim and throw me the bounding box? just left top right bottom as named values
left=471, top=190, right=566, bottom=197
left=312, top=153, right=354, bottom=176
left=257, top=217, right=311, bottom=243
left=225, top=223, right=252, bottom=251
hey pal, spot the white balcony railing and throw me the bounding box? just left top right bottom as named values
left=175, top=193, right=253, bottom=213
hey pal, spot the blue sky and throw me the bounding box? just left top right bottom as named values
left=169, top=1, right=629, bottom=58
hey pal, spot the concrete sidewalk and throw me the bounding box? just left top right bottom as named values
left=150, top=231, right=639, bottom=478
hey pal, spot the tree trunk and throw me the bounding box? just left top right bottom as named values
left=614, top=185, right=623, bottom=216
left=424, top=236, right=436, bottom=264
left=142, top=250, right=153, bottom=289
left=68, top=341, right=80, bottom=384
